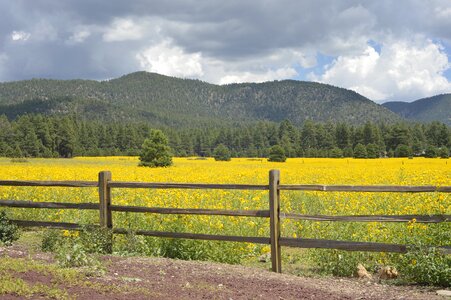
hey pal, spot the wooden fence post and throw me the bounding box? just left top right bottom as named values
left=99, top=171, right=113, bottom=253
left=269, top=169, right=281, bottom=273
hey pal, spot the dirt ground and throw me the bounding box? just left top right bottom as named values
left=0, top=244, right=447, bottom=300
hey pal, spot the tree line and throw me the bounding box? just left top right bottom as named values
left=0, top=114, right=449, bottom=159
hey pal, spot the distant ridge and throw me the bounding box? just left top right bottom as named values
left=383, top=94, right=451, bottom=125
left=0, top=71, right=402, bottom=126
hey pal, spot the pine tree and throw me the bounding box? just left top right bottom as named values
left=353, top=143, right=367, bottom=158
left=139, top=130, right=173, bottom=167
left=395, top=144, right=412, bottom=158
left=268, top=145, right=286, bottom=162
left=213, top=144, right=231, bottom=161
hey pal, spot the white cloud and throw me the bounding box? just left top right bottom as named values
left=136, top=40, right=204, bottom=78
left=218, top=68, right=297, bottom=85
left=11, top=31, right=31, bottom=41
left=312, top=39, right=451, bottom=101
left=103, top=18, right=144, bottom=42
left=67, top=29, right=90, bottom=44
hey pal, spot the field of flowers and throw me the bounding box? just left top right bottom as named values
left=0, top=157, right=449, bottom=284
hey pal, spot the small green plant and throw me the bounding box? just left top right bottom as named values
left=78, top=226, right=112, bottom=254
left=0, top=210, right=20, bottom=245
left=41, top=229, right=64, bottom=252
left=401, top=246, right=451, bottom=287
left=41, top=227, right=109, bottom=270
left=115, top=230, right=148, bottom=255
left=55, top=242, right=98, bottom=268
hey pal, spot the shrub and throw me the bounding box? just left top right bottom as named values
left=0, top=210, right=20, bottom=245
left=353, top=143, right=367, bottom=158
left=329, top=147, right=343, bottom=158
left=41, top=227, right=108, bottom=270
left=268, top=145, right=286, bottom=162
left=438, top=147, right=449, bottom=159
left=213, top=144, right=231, bottom=161
left=41, top=229, right=64, bottom=252
left=78, top=226, right=112, bottom=254
left=395, top=144, right=412, bottom=157
left=343, top=147, right=354, bottom=157
left=401, top=246, right=451, bottom=287
left=366, top=143, right=379, bottom=158
left=139, top=130, right=173, bottom=167
left=55, top=242, right=99, bottom=268
left=424, top=146, right=438, bottom=158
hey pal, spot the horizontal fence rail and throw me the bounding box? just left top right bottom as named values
left=0, top=170, right=450, bottom=273
left=0, top=180, right=98, bottom=187
left=0, top=200, right=99, bottom=210
left=110, top=205, right=270, bottom=217
left=281, top=213, right=451, bottom=223
left=109, top=181, right=268, bottom=190
left=279, top=184, right=451, bottom=192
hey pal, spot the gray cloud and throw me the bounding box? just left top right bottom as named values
left=0, top=0, right=450, bottom=100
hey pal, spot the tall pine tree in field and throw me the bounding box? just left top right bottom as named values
left=139, top=129, right=173, bottom=167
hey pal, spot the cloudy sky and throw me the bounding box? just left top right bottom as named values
left=1, top=0, right=451, bottom=102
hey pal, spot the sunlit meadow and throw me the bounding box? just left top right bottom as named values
left=0, top=157, right=450, bottom=282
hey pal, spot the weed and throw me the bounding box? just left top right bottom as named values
left=0, top=210, right=20, bottom=245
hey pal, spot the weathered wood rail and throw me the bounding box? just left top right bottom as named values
left=0, top=170, right=450, bottom=273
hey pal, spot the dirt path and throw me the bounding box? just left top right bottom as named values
left=0, top=245, right=446, bottom=300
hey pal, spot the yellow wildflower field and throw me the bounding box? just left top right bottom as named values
left=0, top=157, right=449, bottom=266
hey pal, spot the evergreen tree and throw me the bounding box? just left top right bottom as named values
left=268, top=145, right=286, bottom=162
left=353, top=143, right=367, bottom=158
left=395, top=144, right=412, bottom=158
left=55, top=117, right=76, bottom=158
left=213, top=144, right=231, bottom=161
left=438, top=147, right=449, bottom=158
left=424, top=146, right=438, bottom=158
left=300, top=120, right=317, bottom=151
left=139, top=130, right=173, bottom=167
left=335, top=123, right=351, bottom=149
left=329, top=147, right=343, bottom=158
left=366, top=143, right=379, bottom=159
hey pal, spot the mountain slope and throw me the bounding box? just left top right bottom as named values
left=0, top=71, right=401, bottom=126
left=383, top=94, right=451, bottom=125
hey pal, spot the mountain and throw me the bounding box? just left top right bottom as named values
left=383, top=94, right=451, bottom=125
left=0, top=71, right=401, bottom=126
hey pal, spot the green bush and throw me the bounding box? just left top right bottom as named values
left=395, top=144, right=412, bottom=157
left=139, top=129, right=173, bottom=167
left=366, top=143, right=379, bottom=158
left=268, top=145, right=286, bottom=162
left=78, top=226, right=112, bottom=254
left=401, top=247, right=451, bottom=287
left=329, top=147, right=343, bottom=158
left=0, top=210, right=20, bottom=245
left=438, top=147, right=449, bottom=159
left=353, top=143, right=367, bottom=158
left=41, top=229, right=64, bottom=252
left=213, top=144, right=231, bottom=161
left=55, top=242, right=95, bottom=268
left=41, top=228, right=108, bottom=270
left=424, top=146, right=438, bottom=158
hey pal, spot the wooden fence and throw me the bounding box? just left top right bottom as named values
left=0, top=170, right=450, bottom=273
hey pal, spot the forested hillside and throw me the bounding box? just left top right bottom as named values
left=0, top=114, right=449, bottom=159
left=0, top=72, right=401, bottom=126
left=383, top=94, right=451, bottom=125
